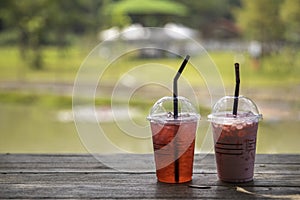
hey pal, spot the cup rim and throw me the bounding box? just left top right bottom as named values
left=147, top=112, right=200, bottom=124
left=208, top=111, right=262, bottom=124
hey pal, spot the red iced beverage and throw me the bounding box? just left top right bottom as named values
left=151, top=119, right=197, bottom=183
left=208, top=96, right=262, bottom=183
left=148, top=96, right=200, bottom=183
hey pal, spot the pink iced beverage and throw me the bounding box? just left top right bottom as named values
left=211, top=112, right=259, bottom=182
left=208, top=96, right=262, bottom=183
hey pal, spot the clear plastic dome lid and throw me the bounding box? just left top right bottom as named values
left=208, top=96, right=262, bottom=124
left=147, top=96, right=200, bottom=123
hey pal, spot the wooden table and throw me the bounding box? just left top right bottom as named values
left=0, top=154, right=299, bottom=199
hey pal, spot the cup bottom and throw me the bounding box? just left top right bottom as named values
left=218, top=176, right=253, bottom=183
left=157, top=176, right=192, bottom=184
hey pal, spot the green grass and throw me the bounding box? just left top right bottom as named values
left=0, top=46, right=299, bottom=86
left=0, top=91, right=73, bottom=109
left=0, top=46, right=88, bottom=82
left=209, top=51, right=300, bottom=87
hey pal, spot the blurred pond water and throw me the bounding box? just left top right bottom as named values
left=0, top=104, right=299, bottom=154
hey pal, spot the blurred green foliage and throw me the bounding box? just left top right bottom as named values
left=1, top=0, right=300, bottom=70
left=0, top=0, right=104, bottom=69
left=235, top=0, right=300, bottom=44
left=280, top=0, right=300, bottom=42
left=234, top=0, right=284, bottom=42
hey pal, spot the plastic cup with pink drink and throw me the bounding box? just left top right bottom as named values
left=208, top=96, right=262, bottom=182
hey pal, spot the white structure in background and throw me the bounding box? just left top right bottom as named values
left=99, top=23, right=198, bottom=41
left=99, top=27, right=119, bottom=41
left=98, top=23, right=201, bottom=57
left=121, top=24, right=151, bottom=40
left=164, top=23, right=198, bottom=39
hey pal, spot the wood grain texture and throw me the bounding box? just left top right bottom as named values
left=0, top=154, right=299, bottom=199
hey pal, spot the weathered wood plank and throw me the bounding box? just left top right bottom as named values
left=1, top=163, right=299, bottom=175
left=1, top=184, right=299, bottom=199
left=1, top=177, right=299, bottom=199
left=0, top=154, right=299, bottom=199
left=1, top=173, right=300, bottom=186
left=1, top=154, right=299, bottom=164
left=1, top=154, right=299, bottom=174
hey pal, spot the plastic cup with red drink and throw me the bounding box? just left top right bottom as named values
left=148, top=96, right=200, bottom=183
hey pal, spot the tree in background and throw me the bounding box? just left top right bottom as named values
left=278, top=0, right=300, bottom=72
left=280, top=0, right=300, bottom=43
left=46, top=0, right=104, bottom=55
left=233, top=0, right=300, bottom=72
left=0, top=0, right=104, bottom=70
left=175, top=0, right=240, bottom=38
left=1, top=0, right=48, bottom=70
left=104, top=0, right=187, bottom=28
left=234, top=0, right=284, bottom=51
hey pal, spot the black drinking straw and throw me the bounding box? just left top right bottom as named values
left=173, top=55, right=190, bottom=183
left=233, top=63, right=240, bottom=116
left=173, top=55, right=190, bottom=119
